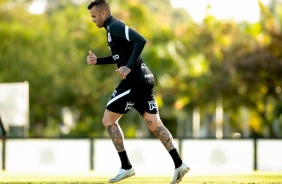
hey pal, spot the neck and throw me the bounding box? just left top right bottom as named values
left=103, top=15, right=112, bottom=27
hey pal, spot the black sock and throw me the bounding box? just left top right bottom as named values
left=118, top=150, right=132, bottom=170
left=169, top=148, right=182, bottom=169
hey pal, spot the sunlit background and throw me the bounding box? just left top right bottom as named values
left=171, top=0, right=272, bottom=23
left=4, top=0, right=281, bottom=138
left=1, top=0, right=282, bottom=175
left=28, top=0, right=273, bottom=23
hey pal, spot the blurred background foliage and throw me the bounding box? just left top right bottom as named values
left=0, top=0, right=282, bottom=138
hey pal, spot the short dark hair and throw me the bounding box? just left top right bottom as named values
left=87, top=0, right=109, bottom=10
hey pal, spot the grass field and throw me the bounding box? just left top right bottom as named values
left=0, top=172, right=282, bottom=184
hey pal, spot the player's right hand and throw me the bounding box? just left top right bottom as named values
left=87, top=50, right=97, bottom=65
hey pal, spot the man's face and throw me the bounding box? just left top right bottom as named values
left=90, top=6, right=105, bottom=28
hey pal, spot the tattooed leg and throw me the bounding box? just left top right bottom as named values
left=107, top=123, right=125, bottom=152
left=145, top=118, right=175, bottom=151
left=153, top=125, right=175, bottom=151
left=144, top=113, right=183, bottom=170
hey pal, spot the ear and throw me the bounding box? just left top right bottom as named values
left=101, top=9, right=107, bottom=19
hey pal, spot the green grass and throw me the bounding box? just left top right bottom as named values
left=0, top=172, right=282, bottom=184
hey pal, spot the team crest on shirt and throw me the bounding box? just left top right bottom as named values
left=148, top=100, right=157, bottom=110
left=141, top=63, right=147, bottom=69
left=125, top=102, right=134, bottom=111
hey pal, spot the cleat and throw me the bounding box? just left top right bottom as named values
left=108, top=167, right=135, bottom=183
left=170, top=162, right=190, bottom=184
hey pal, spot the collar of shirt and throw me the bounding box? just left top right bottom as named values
left=103, top=16, right=116, bottom=30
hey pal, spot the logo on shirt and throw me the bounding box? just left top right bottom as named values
left=125, top=102, right=134, bottom=111
left=107, top=32, right=112, bottom=42
left=148, top=100, right=157, bottom=111
left=112, top=54, right=119, bottom=60
left=111, top=90, right=117, bottom=98
left=144, top=74, right=153, bottom=79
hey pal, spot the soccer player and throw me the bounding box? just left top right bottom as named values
left=86, top=0, right=189, bottom=183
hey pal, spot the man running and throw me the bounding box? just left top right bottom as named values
left=86, top=0, right=189, bottom=183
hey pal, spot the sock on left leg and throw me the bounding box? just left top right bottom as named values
left=169, top=148, right=182, bottom=169
left=118, top=150, right=132, bottom=170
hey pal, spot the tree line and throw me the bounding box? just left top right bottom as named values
left=0, top=0, right=282, bottom=138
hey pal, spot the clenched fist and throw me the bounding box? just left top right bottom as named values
left=86, top=50, right=97, bottom=65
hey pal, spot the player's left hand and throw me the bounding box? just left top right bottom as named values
left=116, top=66, right=131, bottom=79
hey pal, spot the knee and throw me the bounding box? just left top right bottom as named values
left=102, top=117, right=107, bottom=128
left=146, top=119, right=163, bottom=132
left=102, top=111, right=122, bottom=128
left=102, top=115, right=118, bottom=128
left=102, top=116, right=112, bottom=128
left=143, top=113, right=163, bottom=130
